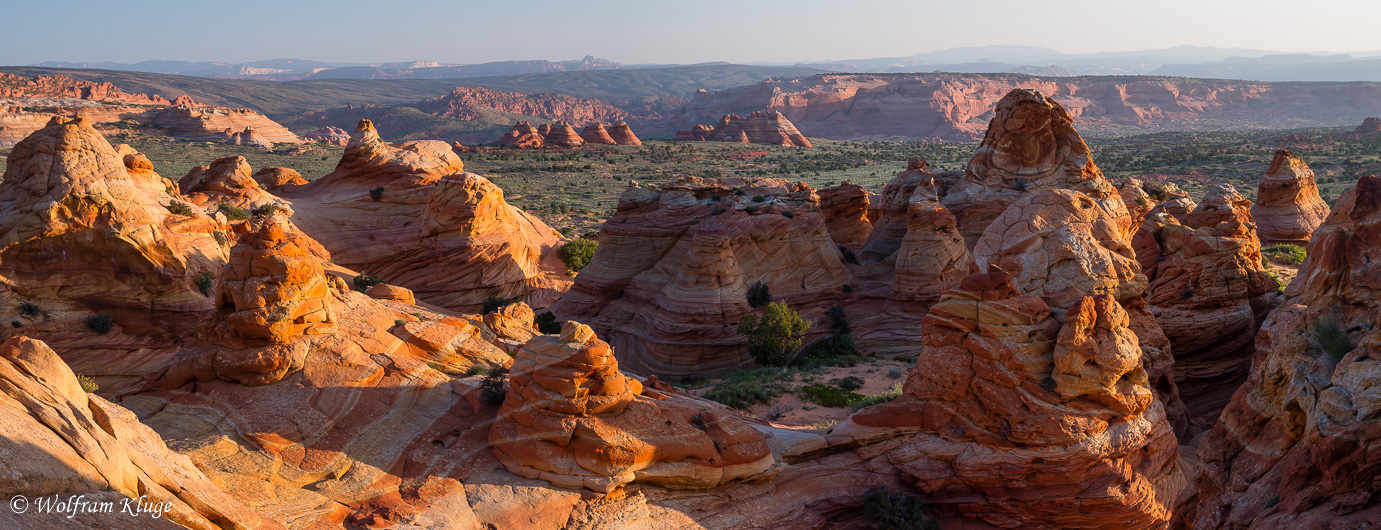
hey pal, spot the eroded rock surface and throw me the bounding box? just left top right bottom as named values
left=1252, top=149, right=1330, bottom=246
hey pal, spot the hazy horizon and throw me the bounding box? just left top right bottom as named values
left=6, top=0, right=1381, bottom=66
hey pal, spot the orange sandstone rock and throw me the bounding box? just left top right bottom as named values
left=489, top=322, right=775, bottom=493
left=1176, top=174, right=1381, bottom=528
left=542, top=121, right=585, bottom=147
left=497, top=122, right=545, bottom=148
left=816, top=182, right=873, bottom=251
left=607, top=121, right=642, bottom=145
left=579, top=123, right=617, bottom=145
left=1251, top=149, right=1330, bottom=245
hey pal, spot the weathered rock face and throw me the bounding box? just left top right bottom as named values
left=816, top=182, right=873, bottom=251
left=148, top=106, right=301, bottom=146
left=607, top=121, right=642, bottom=146
left=210, top=219, right=335, bottom=349
left=943, top=89, right=1132, bottom=245
left=1252, top=149, right=1331, bottom=246
left=972, top=189, right=1189, bottom=436
left=673, top=111, right=811, bottom=146
left=283, top=120, right=570, bottom=312
left=667, top=73, right=1381, bottom=141
left=497, top=121, right=545, bottom=148
left=552, top=177, right=850, bottom=376
left=1119, top=177, right=1156, bottom=226
left=1177, top=174, right=1381, bottom=528
left=835, top=270, right=1184, bottom=527
left=579, top=123, right=617, bottom=145
left=0, top=117, right=226, bottom=317
left=490, top=322, right=775, bottom=493
left=1143, top=184, right=1280, bottom=427
left=424, top=86, right=632, bottom=125
left=0, top=73, right=171, bottom=105
left=0, top=336, right=272, bottom=530
left=890, top=178, right=975, bottom=303
left=178, top=156, right=291, bottom=212
left=543, top=121, right=585, bottom=147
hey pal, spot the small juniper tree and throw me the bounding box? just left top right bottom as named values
left=738, top=302, right=810, bottom=366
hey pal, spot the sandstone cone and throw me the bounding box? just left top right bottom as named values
left=1143, top=184, right=1279, bottom=427
left=0, top=118, right=225, bottom=308
left=1176, top=174, right=1381, bottom=527
left=579, top=123, right=617, bottom=145
left=943, top=89, right=1132, bottom=245
left=281, top=120, right=570, bottom=312
left=497, top=122, right=544, bottom=148
left=607, top=121, right=642, bottom=145
left=816, top=182, right=873, bottom=250
left=490, top=321, right=774, bottom=493
left=552, top=177, right=849, bottom=376
left=303, top=126, right=350, bottom=146
left=179, top=155, right=291, bottom=212
left=835, top=269, right=1183, bottom=527
left=973, top=189, right=1189, bottom=436
left=1352, top=116, right=1380, bottom=135
left=1251, top=149, right=1330, bottom=245
left=890, top=178, right=975, bottom=302
left=742, top=110, right=811, bottom=146
left=542, top=121, right=584, bottom=147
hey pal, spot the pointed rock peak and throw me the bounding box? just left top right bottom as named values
left=969, top=88, right=1097, bottom=181
left=354, top=118, right=376, bottom=133
left=1266, top=149, right=1311, bottom=177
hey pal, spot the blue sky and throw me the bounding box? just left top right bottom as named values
left=5, top=0, right=1379, bottom=65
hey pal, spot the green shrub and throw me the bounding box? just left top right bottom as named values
left=1264, top=244, right=1307, bottom=265
left=837, top=375, right=864, bottom=391
left=851, top=382, right=904, bottom=412
left=1143, top=181, right=1170, bottom=201
left=77, top=375, right=99, bottom=394
left=752, top=194, right=765, bottom=202
left=482, top=296, right=512, bottom=314
left=557, top=239, right=598, bottom=272
left=704, top=367, right=791, bottom=409
left=18, top=302, right=39, bottom=317
left=800, top=383, right=865, bottom=408
left=213, top=231, right=229, bottom=246
left=738, top=302, right=810, bottom=367
left=86, top=314, right=114, bottom=334
left=535, top=311, right=561, bottom=334
left=251, top=203, right=280, bottom=217
left=827, top=305, right=851, bottom=334
left=196, top=272, right=214, bottom=295
left=746, top=281, right=771, bottom=308
left=353, top=274, right=383, bottom=291
left=798, top=333, right=863, bottom=369
left=839, top=246, right=860, bottom=265
left=744, top=205, right=759, bottom=214
left=369, top=187, right=385, bottom=201
left=1311, top=318, right=1354, bottom=361
left=464, top=364, right=488, bottom=377
left=863, top=489, right=938, bottom=530
left=479, top=367, right=509, bottom=406
left=781, top=209, right=794, bottom=218
left=217, top=203, right=250, bottom=221
left=167, top=200, right=194, bottom=216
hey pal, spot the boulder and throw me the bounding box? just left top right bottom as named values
left=252, top=167, right=308, bottom=190
left=179, top=156, right=290, bottom=212
left=303, top=126, right=350, bottom=146
left=365, top=283, right=416, bottom=305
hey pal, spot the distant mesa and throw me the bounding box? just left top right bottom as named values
left=425, top=86, right=633, bottom=124
left=674, top=111, right=812, bottom=146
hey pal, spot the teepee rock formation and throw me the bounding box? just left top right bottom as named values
left=1252, top=149, right=1331, bottom=246
left=607, top=120, right=642, bottom=145
left=578, top=122, right=617, bottom=144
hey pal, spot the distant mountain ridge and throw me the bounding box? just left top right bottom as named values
left=33, top=56, right=624, bottom=81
